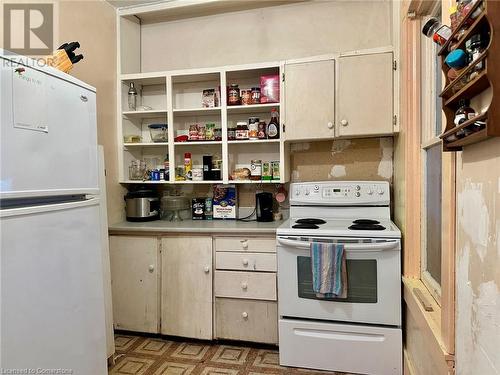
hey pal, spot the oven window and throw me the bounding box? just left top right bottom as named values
left=297, top=256, right=378, bottom=303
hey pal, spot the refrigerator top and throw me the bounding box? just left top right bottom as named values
left=0, top=49, right=96, bottom=92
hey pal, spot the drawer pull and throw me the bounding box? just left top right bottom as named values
left=242, top=311, right=248, bottom=319
left=242, top=259, right=249, bottom=266
left=241, top=282, right=248, bottom=290
left=241, top=240, right=249, bottom=249
left=204, top=266, right=210, bottom=274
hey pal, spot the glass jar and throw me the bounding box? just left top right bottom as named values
left=422, top=17, right=452, bottom=46
left=251, top=87, right=261, bottom=104
left=240, top=89, right=252, bottom=105
left=228, top=84, right=240, bottom=106
left=227, top=127, right=236, bottom=140
left=454, top=99, right=476, bottom=127
left=235, top=122, right=249, bottom=140
left=258, top=121, right=267, bottom=139
left=128, top=82, right=138, bottom=110
left=466, top=34, right=488, bottom=71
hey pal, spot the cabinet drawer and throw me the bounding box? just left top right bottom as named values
left=216, top=252, right=276, bottom=272
left=215, top=298, right=278, bottom=344
left=214, top=271, right=276, bottom=300
left=215, top=237, right=276, bottom=253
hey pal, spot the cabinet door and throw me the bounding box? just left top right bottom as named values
left=337, top=52, right=394, bottom=137
left=284, top=58, right=335, bottom=141
left=109, top=236, right=159, bottom=333
left=161, top=236, right=213, bottom=339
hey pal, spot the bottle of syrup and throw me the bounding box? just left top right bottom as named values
left=267, top=108, right=280, bottom=139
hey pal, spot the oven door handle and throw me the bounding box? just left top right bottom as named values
left=277, top=238, right=399, bottom=252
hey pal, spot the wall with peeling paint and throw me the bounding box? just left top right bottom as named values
left=455, top=137, right=500, bottom=375
left=290, top=138, right=394, bottom=184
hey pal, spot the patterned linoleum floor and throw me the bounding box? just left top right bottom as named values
left=109, top=334, right=352, bottom=375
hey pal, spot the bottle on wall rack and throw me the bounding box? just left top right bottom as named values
left=267, top=108, right=280, bottom=139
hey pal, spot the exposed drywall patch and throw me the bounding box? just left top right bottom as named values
left=331, top=139, right=352, bottom=154
left=329, top=165, right=347, bottom=178
left=378, top=138, right=393, bottom=179
left=458, top=181, right=490, bottom=260
left=290, top=142, right=311, bottom=153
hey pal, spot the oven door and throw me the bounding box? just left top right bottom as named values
left=277, top=236, right=401, bottom=326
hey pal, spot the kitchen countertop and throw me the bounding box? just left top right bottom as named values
left=108, top=219, right=283, bottom=234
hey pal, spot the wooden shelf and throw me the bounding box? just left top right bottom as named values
left=444, top=70, right=489, bottom=107
left=441, top=113, right=487, bottom=139
left=227, top=139, right=280, bottom=144
left=122, top=110, right=168, bottom=119
left=173, top=107, right=221, bottom=116
left=124, top=142, right=169, bottom=147
left=440, top=51, right=488, bottom=99
left=444, top=129, right=489, bottom=150
left=438, top=0, right=485, bottom=56
left=174, top=141, right=222, bottom=146
left=227, top=103, right=279, bottom=114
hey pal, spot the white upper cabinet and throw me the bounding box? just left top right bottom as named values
left=284, top=58, right=336, bottom=141
left=336, top=51, right=394, bottom=138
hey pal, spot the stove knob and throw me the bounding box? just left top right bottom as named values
left=355, top=185, right=361, bottom=191
left=314, top=185, right=320, bottom=191
left=295, top=189, right=301, bottom=196
left=355, top=192, right=361, bottom=197
left=378, top=189, right=384, bottom=195
left=367, top=189, right=374, bottom=195
left=305, top=189, right=310, bottom=196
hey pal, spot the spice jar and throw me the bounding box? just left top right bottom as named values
left=251, top=87, right=261, bottom=104
left=258, top=121, right=267, bottom=139
left=236, top=122, right=249, bottom=140
left=466, top=34, right=488, bottom=71
left=228, top=84, right=240, bottom=106
left=228, top=127, right=236, bottom=140
left=422, top=17, right=452, bottom=46
left=454, top=99, right=476, bottom=126
left=250, top=159, right=262, bottom=181
left=241, top=89, right=252, bottom=105
left=189, top=124, right=199, bottom=141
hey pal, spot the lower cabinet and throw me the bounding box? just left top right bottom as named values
left=109, top=233, right=277, bottom=344
left=215, top=298, right=278, bottom=344
left=109, top=235, right=160, bottom=333
left=160, top=236, right=213, bottom=340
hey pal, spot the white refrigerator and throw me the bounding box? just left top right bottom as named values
left=0, top=50, right=107, bottom=374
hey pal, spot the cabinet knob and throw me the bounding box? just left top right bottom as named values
left=240, top=240, right=249, bottom=249
left=242, top=312, right=248, bottom=319
left=204, top=266, right=210, bottom=273
left=148, top=265, right=155, bottom=273
left=327, top=122, right=334, bottom=129
left=241, top=282, right=248, bottom=290
left=242, top=259, right=249, bottom=266
left=340, top=119, right=348, bottom=126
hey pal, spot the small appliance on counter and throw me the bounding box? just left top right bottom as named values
left=256, top=192, right=274, bottom=222
left=125, top=190, right=160, bottom=222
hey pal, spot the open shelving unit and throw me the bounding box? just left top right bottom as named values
left=438, top=0, right=500, bottom=151
left=117, top=62, right=288, bottom=185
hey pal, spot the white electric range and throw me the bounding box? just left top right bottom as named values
left=277, top=181, right=402, bottom=375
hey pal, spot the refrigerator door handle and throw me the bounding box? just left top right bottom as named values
left=0, top=196, right=100, bottom=218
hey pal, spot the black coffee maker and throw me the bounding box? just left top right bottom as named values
left=256, top=192, right=274, bottom=222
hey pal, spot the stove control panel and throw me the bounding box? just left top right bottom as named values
left=290, top=181, right=390, bottom=206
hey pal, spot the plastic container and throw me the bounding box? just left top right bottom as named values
left=148, top=124, right=168, bottom=143
left=445, top=49, right=468, bottom=69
